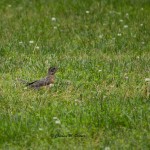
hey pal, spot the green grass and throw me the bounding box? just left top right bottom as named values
left=0, top=0, right=150, bottom=149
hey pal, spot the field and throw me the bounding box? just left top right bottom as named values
left=0, top=0, right=150, bottom=149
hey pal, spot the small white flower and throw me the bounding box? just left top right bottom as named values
left=141, top=8, right=144, bottom=11
left=99, top=35, right=103, bottom=39
left=86, top=10, right=90, bottom=14
left=125, top=76, right=129, bottom=79
left=8, top=5, right=12, bottom=7
left=55, top=120, right=61, bottom=124
left=98, top=70, right=102, bottom=72
left=103, top=96, right=107, bottom=99
left=126, top=13, right=129, bottom=16
left=24, top=87, right=27, bottom=90
left=124, top=25, right=128, bottom=28
left=117, top=33, right=122, bottom=36
left=104, top=147, right=110, bottom=150
left=145, top=78, right=150, bottom=82
left=35, top=46, right=39, bottom=49
left=19, top=41, right=23, bottom=44
left=133, top=34, right=136, bottom=38
left=29, top=40, right=34, bottom=44
left=51, top=17, right=56, bottom=21
left=49, top=84, right=54, bottom=87
left=136, top=56, right=140, bottom=59
left=140, top=24, right=143, bottom=27
left=141, top=42, right=145, bottom=45
left=39, top=128, right=43, bottom=131
left=53, top=117, right=58, bottom=120
left=119, top=19, right=123, bottom=22
left=53, top=26, right=57, bottom=29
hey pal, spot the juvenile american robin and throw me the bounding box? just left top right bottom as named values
left=19, top=67, right=58, bottom=89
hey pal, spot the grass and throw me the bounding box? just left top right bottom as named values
left=0, top=0, right=150, bottom=149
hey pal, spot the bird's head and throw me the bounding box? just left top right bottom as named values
left=48, top=67, right=58, bottom=75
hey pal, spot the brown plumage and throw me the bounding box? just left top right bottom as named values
left=19, top=67, right=58, bottom=89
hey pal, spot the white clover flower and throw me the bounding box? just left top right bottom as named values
left=119, top=19, right=123, bottom=22
left=117, top=33, right=122, bottom=36
left=145, top=78, right=150, bottom=82
left=141, top=42, right=145, bottom=45
left=104, top=147, right=110, bottom=150
left=124, top=25, right=128, bottom=28
left=98, top=70, right=102, bottom=72
left=19, top=41, right=23, bottom=44
left=49, top=84, right=54, bottom=87
left=35, top=46, right=39, bottom=49
left=126, top=13, right=129, bottom=16
left=55, top=120, right=61, bottom=124
left=53, top=26, right=57, bottom=29
left=29, top=40, right=34, bottom=44
left=99, top=35, right=103, bottom=39
left=125, top=76, right=129, bottom=79
left=86, top=10, right=90, bottom=14
left=140, top=24, right=143, bottom=27
left=39, top=128, right=43, bottom=131
left=51, top=17, right=56, bottom=21
left=53, top=117, right=58, bottom=120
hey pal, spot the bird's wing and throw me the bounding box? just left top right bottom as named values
left=27, top=78, right=49, bottom=88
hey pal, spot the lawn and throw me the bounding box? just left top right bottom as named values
left=0, top=0, right=150, bottom=149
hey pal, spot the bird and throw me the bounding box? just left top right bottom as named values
left=18, top=67, right=58, bottom=89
